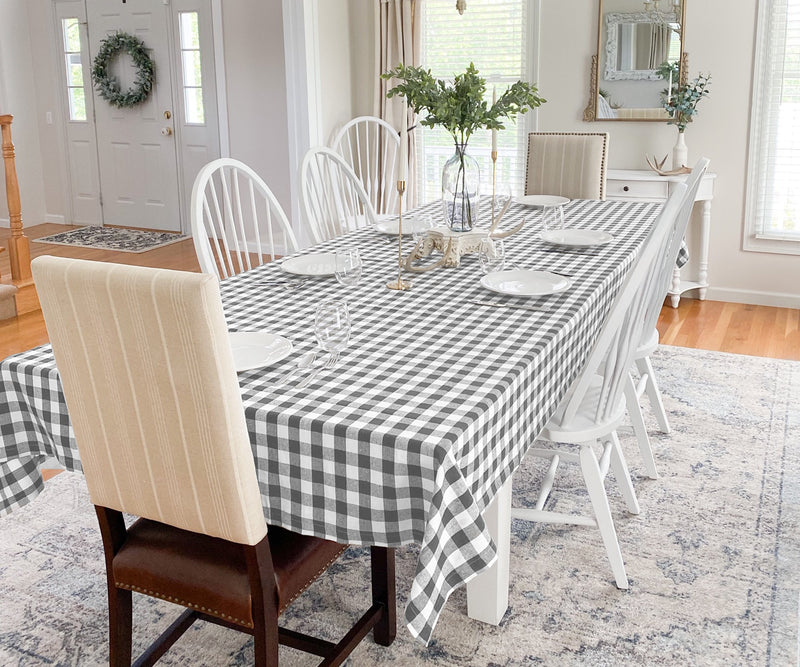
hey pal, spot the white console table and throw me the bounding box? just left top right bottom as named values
left=607, top=169, right=716, bottom=307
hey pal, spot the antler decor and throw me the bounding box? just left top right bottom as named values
left=646, top=154, right=691, bottom=176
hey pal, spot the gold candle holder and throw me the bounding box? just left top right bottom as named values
left=386, top=180, right=412, bottom=291
left=491, top=149, right=498, bottom=229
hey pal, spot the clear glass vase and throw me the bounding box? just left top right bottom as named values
left=442, top=143, right=480, bottom=232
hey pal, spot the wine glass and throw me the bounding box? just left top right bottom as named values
left=541, top=204, right=565, bottom=232
left=314, top=299, right=351, bottom=362
left=410, top=214, right=434, bottom=246
left=334, top=247, right=363, bottom=287
left=478, top=237, right=505, bottom=274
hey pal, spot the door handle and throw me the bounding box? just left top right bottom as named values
left=161, top=127, right=173, bottom=137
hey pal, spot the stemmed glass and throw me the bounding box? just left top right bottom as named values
left=478, top=237, right=506, bottom=274
left=314, top=299, right=351, bottom=368
left=334, top=247, right=363, bottom=287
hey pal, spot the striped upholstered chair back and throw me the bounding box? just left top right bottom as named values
left=31, top=256, right=267, bottom=546
left=524, top=131, right=609, bottom=200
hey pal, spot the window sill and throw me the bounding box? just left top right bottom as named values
left=743, top=235, right=800, bottom=256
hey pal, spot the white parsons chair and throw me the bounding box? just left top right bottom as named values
left=300, top=146, right=379, bottom=244
left=524, top=131, right=609, bottom=200
left=331, top=116, right=401, bottom=217
left=624, top=158, right=711, bottom=478
left=31, top=256, right=396, bottom=666
left=190, top=158, right=299, bottom=280
left=511, top=181, right=686, bottom=589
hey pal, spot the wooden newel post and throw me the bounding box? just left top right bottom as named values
left=0, top=114, right=32, bottom=283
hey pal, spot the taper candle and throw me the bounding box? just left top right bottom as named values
left=399, top=99, right=408, bottom=182
left=491, top=87, right=498, bottom=152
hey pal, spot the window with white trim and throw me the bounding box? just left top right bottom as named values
left=61, top=18, right=86, bottom=122
left=745, top=0, right=800, bottom=253
left=178, top=11, right=205, bottom=124
left=417, top=0, right=534, bottom=203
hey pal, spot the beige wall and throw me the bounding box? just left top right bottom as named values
left=538, top=0, right=800, bottom=306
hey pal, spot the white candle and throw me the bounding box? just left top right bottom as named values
left=667, top=69, right=672, bottom=104
left=491, top=87, right=498, bottom=152
left=399, top=99, right=408, bottom=182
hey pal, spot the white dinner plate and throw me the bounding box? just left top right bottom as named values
left=516, top=195, right=570, bottom=208
left=281, top=253, right=337, bottom=276
left=539, top=229, right=614, bottom=248
left=480, top=269, right=573, bottom=297
left=374, top=216, right=432, bottom=236
left=229, top=331, right=292, bottom=372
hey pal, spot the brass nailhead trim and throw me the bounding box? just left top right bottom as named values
left=115, top=582, right=254, bottom=629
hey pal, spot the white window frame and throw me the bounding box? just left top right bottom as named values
left=744, top=0, right=800, bottom=255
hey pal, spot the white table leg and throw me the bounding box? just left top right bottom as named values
left=466, top=477, right=512, bottom=625
left=669, top=266, right=681, bottom=308
left=698, top=200, right=711, bottom=300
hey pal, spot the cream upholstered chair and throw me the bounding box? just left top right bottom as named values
left=300, top=146, right=378, bottom=244
left=511, top=182, right=685, bottom=589
left=331, top=116, right=401, bottom=217
left=524, top=132, right=609, bottom=200
left=624, top=158, right=711, bottom=478
left=31, top=256, right=395, bottom=666
left=190, top=158, right=299, bottom=280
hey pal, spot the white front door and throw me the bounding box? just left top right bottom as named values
left=86, top=0, right=181, bottom=231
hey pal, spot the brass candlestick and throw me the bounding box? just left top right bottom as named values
left=491, top=149, right=498, bottom=229
left=386, top=180, right=412, bottom=291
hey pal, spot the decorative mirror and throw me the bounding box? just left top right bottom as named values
left=584, top=0, right=687, bottom=122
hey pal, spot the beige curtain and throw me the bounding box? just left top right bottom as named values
left=375, top=0, right=421, bottom=207
left=647, top=24, right=671, bottom=69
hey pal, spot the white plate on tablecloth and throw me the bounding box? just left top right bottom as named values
left=539, top=229, right=614, bottom=248
left=281, top=253, right=337, bottom=276
left=516, top=195, right=570, bottom=208
left=480, top=269, right=573, bottom=297
left=229, top=331, right=292, bottom=372
left=374, top=216, right=432, bottom=236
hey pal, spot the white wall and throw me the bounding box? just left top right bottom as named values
left=317, top=0, right=354, bottom=144
left=538, top=0, right=800, bottom=307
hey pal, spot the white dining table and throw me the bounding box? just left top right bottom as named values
left=0, top=197, right=661, bottom=644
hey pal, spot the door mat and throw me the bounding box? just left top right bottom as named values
left=34, top=226, right=188, bottom=254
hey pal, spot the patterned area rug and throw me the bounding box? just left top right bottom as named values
left=34, top=226, right=187, bottom=253
left=1, top=346, right=797, bottom=666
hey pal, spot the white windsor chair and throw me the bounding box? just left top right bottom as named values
left=300, top=147, right=379, bottom=244
left=330, top=116, right=401, bottom=217
left=624, top=158, right=711, bottom=479
left=190, top=158, right=298, bottom=280
left=511, top=181, right=687, bottom=589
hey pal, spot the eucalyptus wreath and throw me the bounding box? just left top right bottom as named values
left=92, top=31, right=154, bottom=108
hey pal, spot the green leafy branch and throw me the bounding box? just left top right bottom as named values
left=658, top=65, right=711, bottom=133
left=381, top=62, right=545, bottom=146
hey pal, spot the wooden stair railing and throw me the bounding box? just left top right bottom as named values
left=1, top=114, right=37, bottom=315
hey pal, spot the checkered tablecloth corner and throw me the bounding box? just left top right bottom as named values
left=0, top=198, right=662, bottom=643
left=677, top=241, right=689, bottom=268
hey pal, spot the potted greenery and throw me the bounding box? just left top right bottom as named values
left=657, top=63, right=711, bottom=169
left=382, top=63, right=545, bottom=231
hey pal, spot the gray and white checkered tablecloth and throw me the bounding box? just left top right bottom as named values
left=0, top=198, right=661, bottom=644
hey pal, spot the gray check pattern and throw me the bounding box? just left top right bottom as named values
left=0, top=198, right=661, bottom=644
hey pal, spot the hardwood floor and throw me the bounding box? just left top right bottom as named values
left=2, top=223, right=799, bottom=361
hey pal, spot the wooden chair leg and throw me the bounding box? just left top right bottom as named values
left=249, top=539, right=280, bottom=667
left=108, top=585, right=133, bottom=667
left=370, top=546, right=396, bottom=646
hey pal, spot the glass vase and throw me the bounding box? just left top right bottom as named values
left=442, top=143, right=480, bottom=232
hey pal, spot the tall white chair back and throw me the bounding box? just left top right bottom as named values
left=31, top=256, right=268, bottom=545
left=524, top=132, right=609, bottom=200
left=190, top=158, right=298, bottom=280
left=330, top=116, right=401, bottom=217
left=300, top=146, right=378, bottom=244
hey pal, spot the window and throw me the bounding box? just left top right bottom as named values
left=745, top=0, right=800, bottom=253
left=417, top=0, right=534, bottom=203
left=61, top=18, right=86, bottom=121
left=179, top=12, right=205, bottom=124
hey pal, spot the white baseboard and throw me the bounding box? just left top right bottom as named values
left=705, top=286, right=800, bottom=309
left=45, top=214, right=66, bottom=224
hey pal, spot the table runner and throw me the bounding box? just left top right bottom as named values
left=0, top=198, right=661, bottom=643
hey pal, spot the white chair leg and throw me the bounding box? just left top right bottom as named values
left=624, top=373, right=658, bottom=479
left=636, top=355, right=671, bottom=434
left=609, top=432, right=640, bottom=515
left=579, top=442, right=629, bottom=590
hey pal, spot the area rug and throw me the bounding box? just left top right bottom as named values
left=1, top=346, right=797, bottom=666
left=34, top=226, right=187, bottom=253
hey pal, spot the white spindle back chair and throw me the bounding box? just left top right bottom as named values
left=625, top=158, right=711, bottom=478
left=299, top=147, right=378, bottom=244
left=191, top=158, right=298, bottom=280
left=331, top=116, right=401, bottom=217
left=512, top=182, right=687, bottom=590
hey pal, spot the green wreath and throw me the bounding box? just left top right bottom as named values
left=92, top=31, right=155, bottom=108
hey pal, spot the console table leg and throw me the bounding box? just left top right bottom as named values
left=670, top=266, right=681, bottom=308
left=698, top=200, right=711, bottom=300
